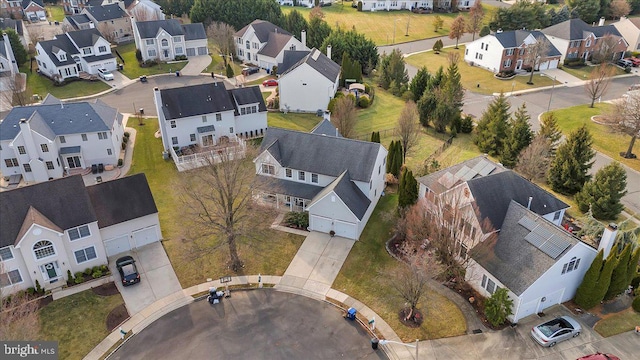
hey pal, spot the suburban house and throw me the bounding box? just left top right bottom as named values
left=613, top=16, right=640, bottom=52
left=0, top=31, right=19, bottom=78
left=21, top=0, right=45, bottom=22
left=277, top=0, right=315, bottom=8
left=356, top=1, right=453, bottom=12
left=234, top=19, right=308, bottom=72
left=541, top=18, right=628, bottom=63
left=464, top=30, right=561, bottom=74
left=153, top=82, right=267, bottom=169
left=0, top=173, right=161, bottom=295
left=253, top=124, right=387, bottom=240
left=0, top=95, right=124, bottom=184
left=82, top=3, right=133, bottom=43
left=63, top=13, right=95, bottom=30
left=35, top=28, right=117, bottom=81
left=128, top=0, right=163, bottom=21
left=416, top=156, right=612, bottom=322
left=132, top=18, right=207, bottom=62
left=62, top=0, right=134, bottom=15
left=0, top=18, right=25, bottom=45
left=278, top=48, right=340, bottom=113
left=1, top=0, right=24, bottom=19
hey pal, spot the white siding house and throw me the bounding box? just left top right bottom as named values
left=0, top=174, right=160, bottom=295
left=0, top=32, right=19, bottom=79
left=133, top=18, right=207, bottom=62
left=613, top=16, right=640, bottom=51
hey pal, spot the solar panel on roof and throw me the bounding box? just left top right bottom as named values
left=478, top=162, right=497, bottom=176
left=525, top=232, right=546, bottom=248
left=471, top=160, right=487, bottom=173
left=538, top=235, right=571, bottom=259
left=454, top=166, right=472, bottom=179
left=438, top=172, right=456, bottom=189
left=461, top=169, right=478, bottom=181
left=518, top=216, right=537, bottom=231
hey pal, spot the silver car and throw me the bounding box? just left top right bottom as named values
left=530, top=316, right=581, bottom=347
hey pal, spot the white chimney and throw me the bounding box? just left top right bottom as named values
left=598, top=223, right=619, bottom=258
left=301, top=30, right=306, bottom=49
left=326, top=45, right=331, bottom=60
left=621, top=16, right=627, bottom=21
left=598, top=17, right=605, bottom=27
left=323, top=110, right=330, bottom=123
left=527, top=196, right=533, bottom=210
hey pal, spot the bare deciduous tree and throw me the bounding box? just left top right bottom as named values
left=0, top=272, right=41, bottom=340
left=466, top=0, right=484, bottom=41
left=206, top=22, right=236, bottom=66
left=395, top=100, right=421, bottom=162
left=98, top=23, right=117, bottom=43
left=609, top=0, right=631, bottom=20
left=177, top=145, right=274, bottom=271
left=524, top=36, right=550, bottom=85
left=585, top=63, right=615, bottom=108
left=593, top=34, right=620, bottom=64
left=603, top=92, right=640, bottom=158
left=60, top=23, right=74, bottom=33
left=515, top=136, right=551, bottom=182
left=332, top=97, right=357, bottom=139
left=309, top=6, right=325, bottom=20
left=1, top=73, right=31, bottom=107
left=132, top=6, right=157, bottom=21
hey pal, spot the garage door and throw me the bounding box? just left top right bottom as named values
left=104, top=235, right=131, bottom=257
left=538, top=288, right=565, bottom=313
left=133, top=226, right=159, bottom=248
left=186, top=48, right=195, bottom=57
left=516, top=299, right=539, bottom=322
left=334, top=220, right=357, bottom=239
left=197, top=47, right=208, bottom=55
left=310, top=215, right=332, bottom=234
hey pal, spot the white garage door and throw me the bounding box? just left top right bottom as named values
left=334, top=220, right=357, bottom=239
left=186, top=48, right=196, bottom=57
left=197, top=47, right=208, bottom=55
left=538, top=288, right=565, bottom=313
left=516, top=299, right=539, bottom=322
left=104, top=235, right=131, bottom=257
left=310, top=215, right=332, bottom=234
left=133, top=226, right=159, bottom=248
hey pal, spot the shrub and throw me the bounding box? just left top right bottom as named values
left=121, top=142, right=127, bottom=150
left=35, top=279, right=42, bottom=294
left=101, top=265, right=109, bottom=273
left=633, top=295, right=640, bottom=313
left=118, top=158, right=123, bottom=167
left=364, top=83, right=371, bottom=94
left=272, top=97, right=279, bottom=109
left=92, top=270, right=103, bottom=279
left=122, top=136, right=129, bottom=143
left=124, top=132, right=130, bottom=138
left=625, top=66, right=632, bottom=74
left=74, top=275, right=84, bottom=284
left=84, top=267, right=93, bottom=276
left=461, top=115, right=474, bottom=133
left=327, top=98, right=337, bottom=113
left=92, top=266, right=101, bottom=273
left=141, top=59, right=159, bottom=68
left=27, top=287, right=36, bottom=295
left=347, top=93, right=356, bottom=104
left=174, top=55, right=187, bottom=61
left=632, top=274, right=640, bottom=289
left=358, top=96, right=370, bottom=108
left=67, top=269, right=73, bottom=282
left=357, top=1, right=362, bottom=11
left=334, top=91, right=344, bottom=99
left=284, top=212, right=309, bottom=229
left=135, top=49, right=142, bottom=62
left=484, top=288, right=513, bottom=327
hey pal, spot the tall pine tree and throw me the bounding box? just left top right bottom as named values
left=386, top=140, right=396, bottom=174
left=627, top=247, right=640, bottom=291
left=548, top=125, right=595, bottom=195
left=409, top=66, right=431, bottom=102
left=575, top=162, right=627, bottom=220
left=594, top=251, right=618, bottom=306
left=575, top=250, right=604, bottom=309
left=538, top=112, right=562, bottom=156
left=500, top=104, right=533, bottom=168
left=605, top=244, right=632, bottom=300
left=473, top=93, right=511, bottom=156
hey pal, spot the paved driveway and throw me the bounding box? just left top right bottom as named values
left=109, top=241, right=182, bottom=315
left=110, top=290, right=387, bottom=360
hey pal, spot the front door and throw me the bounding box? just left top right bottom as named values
left=41, top=261, right=59, bottom=283
left=164, top=49, right=169, bottom=59
left=516, top=59, right=523, bottom=70
left=202, top=134, right=214, bottom=147
left=66, top=156, right=81, bottom=168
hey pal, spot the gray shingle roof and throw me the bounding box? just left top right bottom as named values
left=310, top=118, right=341, bottom=137
left=278, top=50, right=310, bottom=74
left=235, top=20, right=291, bottom=43
left=158, top=82, right=235, bottom=120
left=22, top=0, right=44, bottom=10
left=542, top=18, right=622, bottom=40
left=85, top=4, right=127, bottom=22
left=0, top=39, right=7, bottom=60
left=417, top=156, right=507, bottom=195
left=471, top=201, right=579, bottom=296
left=254, top=176, right=322, bottom=200
left=1, top=18, right=24, bottom=35
left=280, top=48, right=340, bottom=82
left=493, top=30, right=561, bottom=57
left=258, top=31, right=294, bottom=58
left=0, top=175, right=97, bottom=248
left=37, top=35, right=79, bottom=66
left=182, top=23, right=206, bottom=41
left=65, top=14, right=92, bottom=29
left=67, top=28, right=103, bottom=48
left=135, top=19, right=184, bottom=38
left=86, top=173, right=158, bottom=228
left=467, top=171, right=569, bottom=230
left=0, top=99, right=120, bottom=141
left=310, top=170, right=370, bottom=220
left=229, top=86, right=267, bottom=112
left=259, top=127, right=382, bottom=182
left=530, top=30, right=562, bottom=57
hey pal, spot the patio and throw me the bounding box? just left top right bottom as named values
left=168, top=137, right=247, bottom=172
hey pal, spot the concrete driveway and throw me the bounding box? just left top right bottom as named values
left=109, top=241, right=182, bottom=315
left=179, top=55, right=212, bottom=76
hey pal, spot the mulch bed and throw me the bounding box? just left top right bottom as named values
left=37, top=295, right=53, bottom=310
left=106, top=304, right=129, bottom=331
left=92, top=282, right=119, bottom=296
left=445, top=280, right=511, bottom=330
left=398, top=308, right=424, bottom=328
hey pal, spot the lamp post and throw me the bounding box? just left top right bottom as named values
left=393, top=18, right=401, bottom=45
left=405, top=17, right=410, bottom=37
left=379, top=339, right=419, bottom=359
left=541, top=73, right=557, bottom=112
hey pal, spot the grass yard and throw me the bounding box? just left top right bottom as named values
left=268, top=111, right=321, bottom=131
left=281, top=3, right=497, bottom=46
left=561, top=63, right=626, bottom=80
left=594, top=308, right=640, bottom=337
left=39, top=290, right=124, bottom=360
left=549, top=105, right=640, bottom=172
left=116, top=43, right=187, bottom=79
left=204, top=41, right=244, bottom=75
left=333, top=194, right=467, bottom=341
left=21, top=65, right=111, bottom=100
left=126, top=120, right=304, bottom=287
left=406, top=46, right=559, bottom=95
left=46, top=5, right=65, bottom=22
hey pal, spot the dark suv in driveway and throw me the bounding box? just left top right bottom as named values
left=241, top=67, right=260, bottom=76
left=116, top=256, right=140, bottom=286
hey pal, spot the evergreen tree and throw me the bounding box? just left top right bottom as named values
left=484, top=288, right=514, bottom=327
left=307, top=16, right=332, bottom=50
left=489, top=1, right=550, bottom=31
left=460, top=115, right=474, bottom=133
left=627, top=247, right=640, bottom=292
left=550, top=6, right=571, bottom=25
left=378, top=49, right=409, bottom=95
left=417, top=91, right=438, bottom=128
left=575, top=250, right=604, bottom=309
left=538, top=112, right=562, bottom=156
left=340, top=52, right=362, bottom=86
left=548, top=125, right=595, bottom=195
left=376, top=132, right=381, bottom=143
left=392, top=141, right=403, bottom=177
left=473, top=93, right=511, bottom=156
left=435, top=60, right=464, bottom=133
left=409, top=66, right=431, bottom=102
left=225, top=63, right=234, bottom=79
left=371, top=132, right=376, bottom=142
left=479, top=25, right=490, bottom=37
left=3, top=29, right=27, bottom=66
left=500, top=104, right=533, bottom=168
left=575, top=162, right=627, bottom=220
left=432, top=39, right=443, bottom=53
left=566, top=0, right=601, bottom=23
left=398, top=169, right=418, bottom=209
left=605, top=244, right=632, bottom=300
left=321, top=28, right=378, bottom=73
left=386, top=140, right=396, bottom=173
left=407, top=170, right=418, bottom=206
left=594, top=251, right=618, bottom=305
left=282, top=9, right=309, bottom=41
left=191, top=0, right=284, bottom=31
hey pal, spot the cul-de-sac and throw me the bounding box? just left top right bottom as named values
left=1, top=1, right=639, bottom=359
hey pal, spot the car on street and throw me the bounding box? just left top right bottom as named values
left=624, top=57, right=640, bottom=67
left=241, top=67, right=260, bottom=76
left=262, top=79, right=278, bottom=87
left=576, top=353, right=621, bottom=360
left=116, top=256, right=140, bottom=286
left=98, top=68, right=114, bottom=81
left=616, top=59, right=633, bottom=68
left=530, top=316, right=581, bottom=347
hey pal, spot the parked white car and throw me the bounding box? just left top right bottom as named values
left=98, top=68, right=114, bottom=81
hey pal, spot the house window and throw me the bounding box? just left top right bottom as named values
left=481, top=42, right=484, bottom=50
left=82, top=134, right=88, bottom=141
left=148, top=49, right=157, bottom=57
left=481, top=274, right=497, bottom=294
left=519, top=48, right=525, bottom=55
left=562, top=257, right=580, bottom=274
left=74, top=246, right=97, bottom=264
left=485, top=44, right=489, bottom=51
left=0, top=247, right=14, bottom=261
left=503, top=59, right=512, bottom=68
left=33, top=240, right=55, bottom=260
left=18, top=145, right=26, bottom=154
left=107, top=149, right=112, bottom=156
left=285, top=168, right=292, bottom=178
left=311, top=173, right=318, bottom=183
left=46, top=161, right=54, bottom=170
left=478, top=54, right=483, bottom=60
left=83, top=48, right=92, bottom=55
left=460, top=244, right=468, bottom=259
left=170, top=120, right=176, bottom=128
left=298, top=171, right=305, bottom=181
left=465, top=49, right=468, bottom=55
left=229, top=127, right=234, bottom=133
left=98, top=132, right=108, bottom=140
left=261, top=164, right=275, bottom=175
left=553, top=211, right=561, bottom=221
left=98, top=45, right=107, bottom=52
left=190, top=134, right=196, bottom=141
left=175, top=46, right=183, bottom=54
left=5, top=158, right=18, bottom=167
left=68, top=224, right=91, bottom=241
left=173, top=36, right=181, bottom=43
left=216, top=114, right=222, bottom=121
left=202, top=116, right=207, bottom=123
left=241, top=108, right=246, bottom=115
left=146, top=39, right=154, bottom=45
left=24, top=164, right=32, bottom=172
left=378, top=165, right=381, bottom=174
left=245, top=40, right=250, bottom=49
left=161, top=39, right=168, bottom=47
left=172, top=137, right=178, bottom=145
left=506, top=49, right=514, bottom=56
left=585, top=39, right=591, bottom=47
left=369, top=180, right=372, bottom=189
left=0, top=269, right=23, bottom=287
left=60, top=136, right=66, bottom=143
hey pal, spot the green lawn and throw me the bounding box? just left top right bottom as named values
left=406, top=46, right=559, bottom=95
left=127, top=120, right=304, bottom=287
left=281, top=3, right=497, bottom=46
left=46, top=5, right=65, bottom=22
left=39, top=290, right=124, bottom=360
left=116, top=43, right=187, bottom=79
left=333, top=194, right=467, bottom=341
left=268, top=112, right=321, bottom=131
left=561, top=63, right=626, bottom=80
left=594, top=308, right=640, bottom=337
left=21, top=65, right=111, bottom=100
left=550, top=105, right=640, bottom=172
left=204, top=40, right=245, bottom=75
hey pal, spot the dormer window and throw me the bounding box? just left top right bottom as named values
left=58, top=53, right=66, bottom=61
left=245, top=40, right=250, bottom=50
left=98, top=45, right=107, bottom=53
left=161, top=39, right=169, bottom=47
left=83, top=48, right=92, bottom=55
